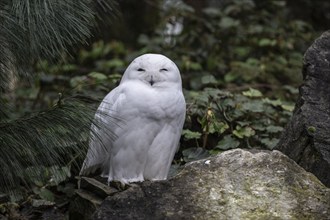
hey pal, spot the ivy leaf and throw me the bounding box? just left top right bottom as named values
left=260, top=138, right=279, bottom=150
left=100, top=58, right=125, bottom=69
left=219, top=16, right=239, bottom=29
left=209, top=121, right=229, bottom=134
left=70, top=75, right=88, bottom=89
left=258, top=38, right=276, bottom=47
left=182, top=129, right=202, bottom=140
left=182, top=147, right=210, bottom=162
left=242, top=88, right=263, bottom=97
left=35, top=188, right=55, bottom=202
left=224, top=72, right=239, bottom=82
left=32, top=199, right=55, bottom=208
left=216, top=135, right=240, bottom=150
left=263, top=98, right=282, bottom=106
left=57, top=183, right=76, bottom=197
left=263, top=98, right=294, bottom=111
left=281, top=104, right=294, bottom=112
left=88, top=72, right=108, bottom=81
left=266, top=125, right=283, bottom=133
left=241, top=100, right=264, bottom=112
left=233, top=126, right=256, bottom=139
left=203, top=8, right=222, bottom=17
left=183, top=59, right=202, bottom=71
left=48, top=166, right=71, bottom=186
left=252, top=124, right=266, bottom=131
left=201, top=75, right=217, bottom=85
left=168, top=164, right=183, bottom=178
left=23, top=166, right=48, bottom=187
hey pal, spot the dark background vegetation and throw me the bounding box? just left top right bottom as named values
left=0, top=0, right=329, bottom=218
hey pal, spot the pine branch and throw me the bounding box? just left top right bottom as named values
left=0, top=0, right=118, bottom=91
left=0, top=96, right=114, bottom=192
left=0, top=0, right=118, bottom=193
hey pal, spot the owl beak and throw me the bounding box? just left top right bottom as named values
left=149, top=75, right=154, bottom=86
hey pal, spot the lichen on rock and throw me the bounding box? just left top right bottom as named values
left=92, top=149, right=330, bottom=220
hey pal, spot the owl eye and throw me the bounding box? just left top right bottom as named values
left=137, top=68, right=145, bottom=72
left=160, top=68, right=168, bottom=72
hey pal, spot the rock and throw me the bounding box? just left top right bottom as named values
left=40, top=207, right=66, bottom=220
left=31, top=199, right=55, bottom=208
left=69, top=177, right=118, bottom=220
left=79, top=177, right=118, bottom=198
left=69, top=189, right=104, bottom=220
left=276, top=30, right=330, bottom=187
left=0, top=194, right=9, bottom=203
left=92, top=149, right=330, bottom=220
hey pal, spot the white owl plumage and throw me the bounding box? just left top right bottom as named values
left=80, top=54, right=186, bottom=184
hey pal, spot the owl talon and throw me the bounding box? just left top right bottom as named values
left=110, top=181, right=130, bottom=191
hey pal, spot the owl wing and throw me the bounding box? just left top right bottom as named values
left=79, top=86, right=125, bottom=176
left=143, top=92, right=186, bottom=180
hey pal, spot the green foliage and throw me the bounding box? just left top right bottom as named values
left=182, top=147, right=210, bottom=163
left=26, top=165, right=75, bottom=206
left=184, top=87, right=294, bottom=152
left=31, top=40, right=127, bottom=105
left=182, top=129, right=202, bottom=140
left=216, top=135, right=240, bottom=150
left=138, top=0, right=316, bottom=95
left=127, top=0, right=319, bottom=163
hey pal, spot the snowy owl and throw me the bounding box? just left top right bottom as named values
left=80, top=54, right=186, bottom=184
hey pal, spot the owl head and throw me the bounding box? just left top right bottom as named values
left=120, top=54, right=182, bottom=89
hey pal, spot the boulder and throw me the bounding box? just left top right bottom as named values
left=69, top=177, right=118, bottom=220
left=92, top=149, right=330, bottom=220
left=276, top=30, right=330, bottom=187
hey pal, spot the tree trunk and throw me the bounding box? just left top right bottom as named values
left=275, top=30, right=330, bottom=187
